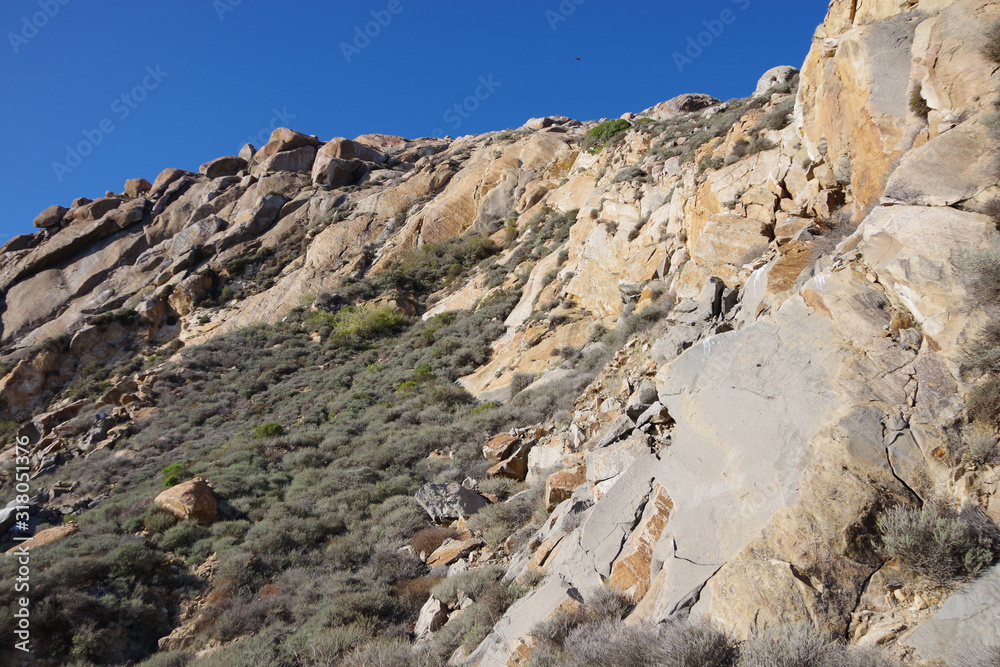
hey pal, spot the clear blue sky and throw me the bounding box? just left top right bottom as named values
left=0, top=0, right=827, bottom=243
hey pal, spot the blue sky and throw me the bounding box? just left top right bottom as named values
left=0, top=0, right=827, bottom=242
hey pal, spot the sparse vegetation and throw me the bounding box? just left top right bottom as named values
left=737, top=623, right=898, bottom=667
left=909, top=82, right=931, bottom=119
left=760, top=98, right=795, bottom=131
left=877, top=503, right=998, bottom=582
left=982, top=19, right=1000, bottom=64
left=962, top=425, right=999, bottom=467
left=584, top=119, right=633, bottom=153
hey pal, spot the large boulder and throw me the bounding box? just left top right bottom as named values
left=124, top=178, right=152, bottom=198
left=199, top=156, right=247, bottom=179
left=67, top=197, right=123, bottom=224
left=754, top=65, right=799, bottom=96
left=149, top=167, right=190, bottom=198
left=414, top=483, right=488, bottom=523
left=154, top=478, right=218, bottom=523
left=254, top=128, right=321, bottom=162
left=311, top=155, right=366, bottom=189
left=33, top=204, right=67, bottom=229
left=319, top=137, right=387, bottom=164
left=256, top=145, right=316, bottom=173
left=9, top=523, right=79, bottom=551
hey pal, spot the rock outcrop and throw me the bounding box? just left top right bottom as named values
left=2, top=1, right=999, bottom=663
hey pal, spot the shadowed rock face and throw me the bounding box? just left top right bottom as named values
left=2, top=0, right=999, bottom=663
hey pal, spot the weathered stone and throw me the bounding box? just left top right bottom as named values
left=124, top=178, right=152, bottom=198
left=154, top=479, right=218, bottom=523
left=149, top=167, right=190, bottom=197
left=415, top=483, right=488, bottom=523
left=426, top=537, right=483, bottom=568
left=414, top=597, right=449, bottom=640
left=487, top=443, right=531, bottom=481
left=311, top=156, right=365, bottom=189
left=754, top=65, right=799, bottom=97
left=68, top=197, right=122, bottom=224
left=482, top=433, right=520, bottom=464
left=255, top=128, right=320, bottom=162
left=9, top=523, right=78, bottom=551
left=545, top=465, right=587, bottom=512
left=167, top=273, right=214, bottom=316
left=594, top=415, right=635, bottom=450
left=199, top=156, right=247, bottom=179
left=33, top=205, right=67, bottom=229
left=625, top=381, right=660, bottom=419
left=588, top=435, right=651, bottom=487
left=882, top=119, right=995, bottom=206
left=255, top=145, right=316, bottom=173
left=318, top=137, right=387, bottom=164
left=238, top=143, right=255, bottom=161
left=903, top=564, right=1000, bottom=665
left=608, top=483, right=673, bottom=599
left=859, top=205, right=991, bottom=354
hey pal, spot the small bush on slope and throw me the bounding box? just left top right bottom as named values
left=878, top=503, right=998, bottom=583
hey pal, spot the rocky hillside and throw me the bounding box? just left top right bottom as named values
left=1, top=0, right=1000, bottom=665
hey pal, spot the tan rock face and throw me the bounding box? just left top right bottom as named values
left=426, top=537, right=483, bottom=568
left=155, top=479, right=218, bottom=523
left=483, top=434, right=520, bottom=464
left=858, top=204, right=993, bottom=354
left=608, top=483, right=673, bottom=600
left=10, top=523, right=79, bottom=551
left=0, top=349, right=71, bottom=420
left=796, top=15, right=914, bottom=214
left=545, top=465, right=587, bottom=512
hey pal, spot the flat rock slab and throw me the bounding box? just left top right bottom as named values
left=903, top=565, right=1000, bottom=666
left=415, top=483, right=488, bottom=523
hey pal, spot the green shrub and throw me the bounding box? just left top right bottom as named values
left=143, top=507, right=179, bottom=533
left=253, top=422, right=285, bottom=439
left=736, top=623, right=899, bottom=667
left=878, top=503, right=998, bottom=582
left=158, top=520, right=210, bottom=555
left=103, top=541, right=162, bottom=580
left=736, top=623, right=834, bottom=667
left=586, top=119, right=633, bottom=152
left=330, top=304, right=407, bottom=344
